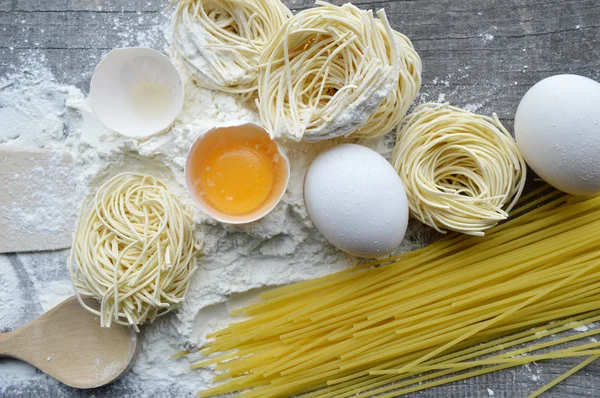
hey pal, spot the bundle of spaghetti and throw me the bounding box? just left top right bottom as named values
left=258, top=1, right=420, bottom=141
left=188, top=187, right=600, bottom=397
left=171, top=0, right=291, bottom=101
left=69, top=173, right=200, bottom=332
left=392, top=103, right=527, bottom=236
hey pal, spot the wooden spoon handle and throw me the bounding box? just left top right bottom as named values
left=0, top=332, right=15, bottom=357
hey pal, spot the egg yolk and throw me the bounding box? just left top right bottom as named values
left=188, top=126, right=286, bottom=217
left=202, top=145, right=274, bottom=215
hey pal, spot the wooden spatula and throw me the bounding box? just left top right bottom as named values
left=0, top=147, right=76, bottom=253
left=0, top=296, right=138, bottom=389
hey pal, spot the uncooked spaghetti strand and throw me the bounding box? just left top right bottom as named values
left=306, top=217, right=598, bottom=332
left=315, top=313, right=600, bottom=397
left=527, top=354, right=600, bottom=398
left=195, top=193, right=600, bottom=397
left=361, top=338, right=600, bottom=398
left=384, top=259, right=600, bottom=376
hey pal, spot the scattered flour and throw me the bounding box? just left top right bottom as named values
left=464, top=102, right=484, bottom=113
left=480, top=32, right=494, bottom=43
left=0, top=257, right=25, bottom=332
left=524, top=361, right=543, bottom=382
left=38, top=281, right=75, bottom=312
left=566, top=321, right=592, bottom=332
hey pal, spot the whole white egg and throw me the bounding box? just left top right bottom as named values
left=515, top=74, right=600, bottom=195
left=304, top=144, right=409, bottom=258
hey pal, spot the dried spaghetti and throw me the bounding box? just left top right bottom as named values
left=187, top=188, right=600, bottom=397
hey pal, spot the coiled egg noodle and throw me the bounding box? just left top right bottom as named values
left=392, top=103, right=526, bottom=235
left=68, top=173, right=200, bottom=332
left=352, top=31, right=422, bottom=139
left=258, top=1, right=408, bottom=141
left=172, top=0, right=292, bottom=101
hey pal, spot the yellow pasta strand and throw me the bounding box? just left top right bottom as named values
left=527, top=355, right=600, bottom=398
left=187, top=190, right=600, bottom=397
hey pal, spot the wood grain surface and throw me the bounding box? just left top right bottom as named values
left=1, top=0, right=599, bottom=397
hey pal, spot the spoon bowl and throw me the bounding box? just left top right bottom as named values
left=0, top=296, right=138, bottom=389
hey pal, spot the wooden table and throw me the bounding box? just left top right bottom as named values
left=1, top=0, right=599, bottom=396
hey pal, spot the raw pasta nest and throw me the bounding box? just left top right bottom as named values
left=69, top=173, right=200, bottom=331
left=352, top=31, right=421, bottom=139
left=172, top=0, right=292, bottom=101
left=258, top=1, right=421, bottom=141
left=392, top=103, right=527, bottom=236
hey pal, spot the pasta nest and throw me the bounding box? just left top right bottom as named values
left=352, top=31, right=422, bottom=139
left=258, top=1, right=421, bottom=141
left=69, top=173, right=200, bottom=332
left=172, top=0, right=292, bottom=102
left=392, top=103, right=527, bottom=236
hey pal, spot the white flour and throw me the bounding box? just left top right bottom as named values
left=0, top=17, right=432, bottom=397
left=0, top=257, right=24, bottom=331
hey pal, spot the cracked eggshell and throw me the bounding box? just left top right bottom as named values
left=90, top=47, right=184, bottom=139
left=515, top=74, right=600, bottom=195
left=304, top=144, right=409, bottom=258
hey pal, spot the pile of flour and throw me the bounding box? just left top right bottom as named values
left=0, top=13, right=432, bottom=398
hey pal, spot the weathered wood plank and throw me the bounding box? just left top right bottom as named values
left=0, top=11, right=163, bottom=49
left=9, top=0, right=164, bottom=12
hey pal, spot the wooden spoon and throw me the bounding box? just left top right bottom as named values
left=0, top=296, right=138, bottom=389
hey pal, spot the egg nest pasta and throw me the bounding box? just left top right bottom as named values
left=392, top=103, right=526, bottom=236
left=258, top=1, right=421, bottom=141
left=69, top=173, right=200, bottom=332
left=172, top=0, right=292, bottom=101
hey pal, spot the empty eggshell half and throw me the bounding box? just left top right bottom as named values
left=304, top=144, right=409, bottom=258
left=90, top=47, right=184, bottom=139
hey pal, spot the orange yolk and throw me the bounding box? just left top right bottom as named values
left=202, top=145, right=274, bottom=215
left=188, top=125, right=287, bottom=217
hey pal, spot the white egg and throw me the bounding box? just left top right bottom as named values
left=304, top=144, right=409, bottom=258
left=515, top=74, right=600, bottom=195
